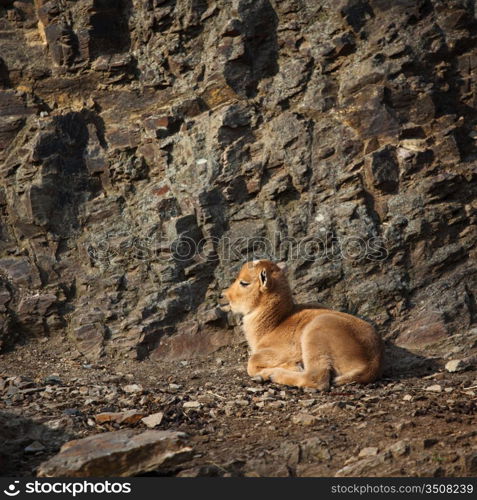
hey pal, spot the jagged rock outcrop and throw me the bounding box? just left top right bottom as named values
left=0, top=0, right=476, bottom=361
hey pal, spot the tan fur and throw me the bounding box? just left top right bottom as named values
left=222, top=260, right=383, bottom=390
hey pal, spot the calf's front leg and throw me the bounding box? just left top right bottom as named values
left=247, top=349, right=300, bottom=379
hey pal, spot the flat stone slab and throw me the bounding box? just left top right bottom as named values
left=94, top=410, right=145, bottom=425
left=37, top=429, right=192, bottom=477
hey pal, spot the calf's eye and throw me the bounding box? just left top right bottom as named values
left=239, top=280, right=250, bottom=287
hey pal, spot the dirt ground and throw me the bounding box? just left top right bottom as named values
left=0, top=336, right=476, bottom=477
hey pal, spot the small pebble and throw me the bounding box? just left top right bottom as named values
left=358, top=447, right=378, bottom=458
left=24, top=441, right=45, bottom=453
left=183, top=401, right=201, bottom=409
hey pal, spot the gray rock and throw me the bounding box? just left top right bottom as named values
left=446, top=360, right=466, bottom=372
left=278, top=441, right=300, bottom=467
left=425, top=384, right=442, bottom=393
left=183, top=401, right=201, bottom=409
left=37, top=430, right=192, bottom=477
left=387, top=440, right=410, bottom=458
left=141, top=412, right=164, bottom=429
left=335, top=452, right=392, bottom=477
left=24, top=441, right=45, bottom=453
left=291, top=413, right=319, bottom=426
left=122, top=384, right=143, bottom=394
left=300, top=438, right=331, bottom=463
left=358, top=447, right=379, bottom=458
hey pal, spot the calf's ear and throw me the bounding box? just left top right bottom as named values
left=259, top=269, right=268, bottom=288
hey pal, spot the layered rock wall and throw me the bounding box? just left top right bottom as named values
left=0, top=0, right=476, bottom=360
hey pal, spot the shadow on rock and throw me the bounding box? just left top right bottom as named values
left=0, top=410, right=76, bottom=477
left=225, top=0, right=279, bottom=97
left=382, top=342, right=441, bottom=380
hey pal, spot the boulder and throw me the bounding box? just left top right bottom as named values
left=37, top=430, right=193, bottom=477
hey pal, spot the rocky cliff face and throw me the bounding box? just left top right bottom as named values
left=0, top=0, right=476, bottom=362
